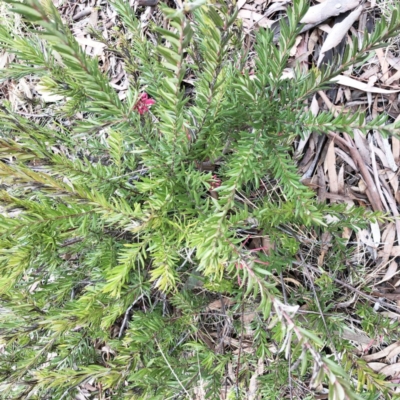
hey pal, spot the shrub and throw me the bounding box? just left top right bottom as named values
left=0, top=0, right=399, bottom=398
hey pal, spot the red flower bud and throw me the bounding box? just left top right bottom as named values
left=134, top=93, right=155, bottom=115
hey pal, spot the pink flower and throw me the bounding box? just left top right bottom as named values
left=209, top=175, right=222, bottom=191
left=134, top=93, right=155, bottom=115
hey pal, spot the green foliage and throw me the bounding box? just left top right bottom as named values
left=0, top=0, right=399, bottom=399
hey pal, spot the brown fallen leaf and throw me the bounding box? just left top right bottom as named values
left=318, top=231, right=333, bottom=267
left=206, top=297, right=235, bottom=311
left=325, top=139, right=338, bottom=195
left=378, top=223, right=396, bottom=267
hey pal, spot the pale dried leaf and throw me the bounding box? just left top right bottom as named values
left=308, top=29, right=321, bottom=54
left=325, top=139, right=338, bottom=194
left=376, top=48, right=390, bottom=83
left=381, top=311, right=400, bottom=319
left=36, top=82, right=64, bottom=102
left=295, top=95, right=316, bottom=156
left=381, top=137, right=398, bottom=172
left=88, top=8, right=99, bottom=27
left=353, top=129, right=371, bottom=165
left=0, top=52, right=9, bottom=69
left=373, top=145, right=391, bottom=169
left=301, top=0, right=360, bottom=25
left=363, top=341, right=400, bottom=362
left=360, top=64, right=380, bottom=80
left=335, top=148, right=358, bottom=171
left=379, top=363, right=400, bottom=377
left=238, top=9, right=273, bottom=28
left=283, top=277, right=301, bottom=287
left=370, top=220, right=380, bottom=248
left=369, top=141, right=389, bottom=214
left=29, top=280, right=40, bottom=293
left=332, top=75, right=400, bottom=93
left=378, top=223, right=396, bottom=266
left=381, top=186, right=400, bottom=241
left=336, top=293, right=357, bottom=309
left=75, top=36, right=106, bottom=56
left=387, top=344, right=400, bottom=360
left=337, top=164, right=344, bottom=194
left=19, top=78, right=32, bottom=100
left=265, top=0, right=290, bottom=17
left=243, top=311, right=256, bottom=336
left=387, top=171, right=399, bottom=197
left=367, top=362, right=388, bottom=372
left=386, top=68, right=400, bottom=85
left=248, top=358, right=264, bottom=400
left=290, top=36, right=302, bottom=57
left=237, top=0, right=247, bottom=9
left=262, top=236, right=274, bottom=254
left=342, top=226, right=352, bottom=242
left=73, top=7, right=92, bottom=21
left=357, top=229, right=377, bottom=249
left=318, top=6, right=363, bottom=66
left=377, top=259, right=399, bottom=284
left=74, top=393, right=88, bottom=400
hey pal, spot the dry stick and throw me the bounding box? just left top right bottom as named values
left=279, top=309, right=348, bottom=395
left=300, top=255, right=339, bottom=362
left=236, top=301, right=245, bottom=393
left=293, top=261, right=400, bottom=315
left=154, top=338, right=193, bottom=400
left=328, top=132, right=384, bottom=212
left=280, top=272, right=293, bottom=400
left=118, top=294, right=144, bottom=339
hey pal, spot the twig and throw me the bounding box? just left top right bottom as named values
left=154, top=337, right=192, bottom=400
left=300, top=254, right=339, bottom=361
left=236, top=301, right=244, bottom=392
left=280, top=272, right=293, bottom=400
left=118, top=294, right=144, bottom=339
